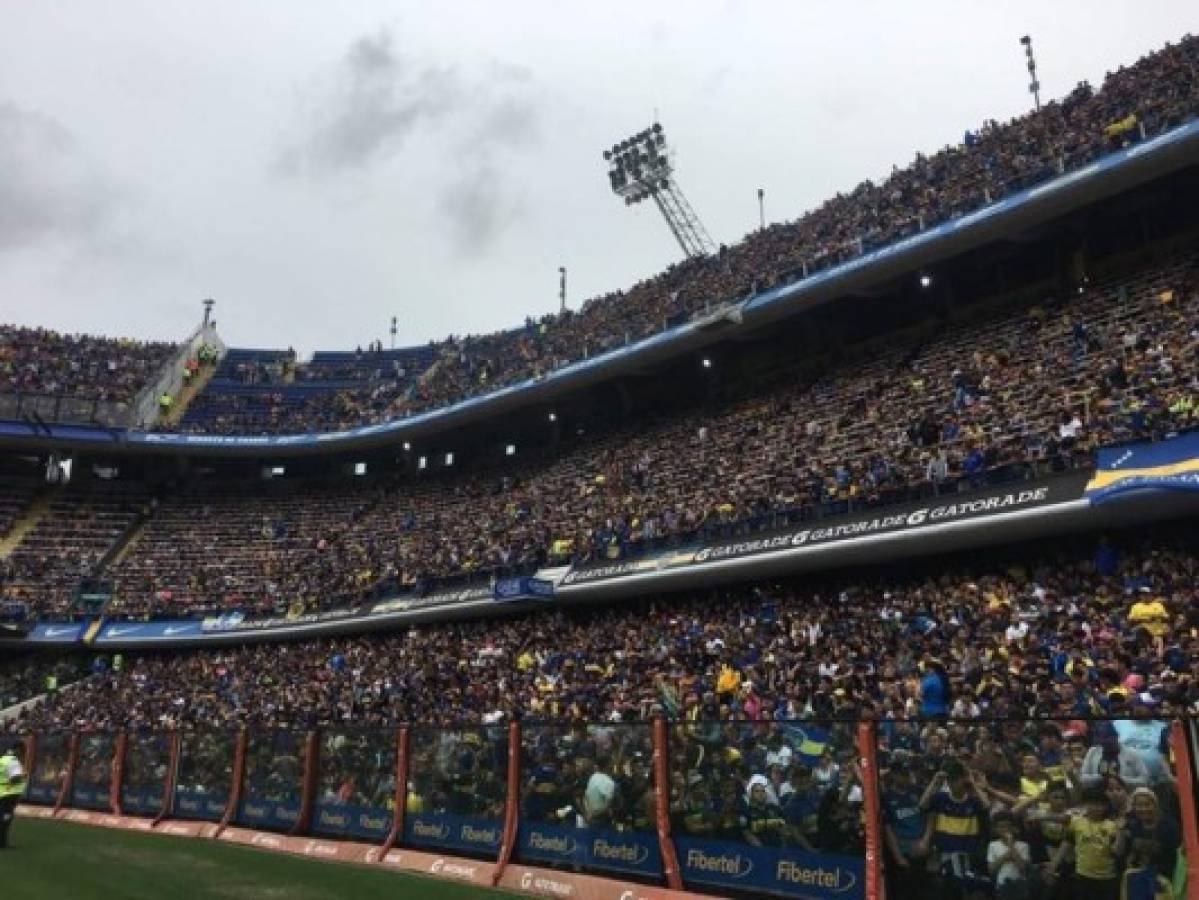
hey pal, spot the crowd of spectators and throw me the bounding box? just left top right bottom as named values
left=0, top=487, right=147, bottom=619
left=173, top=34, right=1199, bottom=436
left=92, top=247, right=1199, bottom=618
left=7, top=525, right=1197, bottom=896
left=0, top=325, right=176, bottom=406
left=9, top=525, right=1196, bottom=733
left=176, top=344, right=438, bottom=435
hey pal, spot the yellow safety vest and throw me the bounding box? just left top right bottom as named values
left=0, top=752, right=25, bottom=799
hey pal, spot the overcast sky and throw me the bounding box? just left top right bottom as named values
left=1, top=2, right=1194, bottom=355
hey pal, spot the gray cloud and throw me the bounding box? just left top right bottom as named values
left=0, top=102, right=119, bottom=252
left=279, top=28, right=463, bottom=175
left=281, top=27, right=544, bottom=256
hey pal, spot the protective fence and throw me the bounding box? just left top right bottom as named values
left=312, top=728, right=395, bottom=841
left=17, top=716, right=1199, bottom=900
left=669, top=720, right=866, bottom=898
left=25, top=732, right=70, bottom=805
left=517, top=722, right=663, bottom=880
left=236, top=729, right=306, bottom=831
left=70, top=732, right=116, bottom=810
left=120, top=732, right=172, bottom=816
left=405, top=725, right=508, bottom=857
left=174, top=731, right=236, bottom=821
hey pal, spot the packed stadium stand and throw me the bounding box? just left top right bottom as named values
left=0, top=326, right=176, bottom=405
left=3, top=31, right=1199, bottom=900
left=165, top=33, right=1199, bottom=436
left=0, top=241, right=1193, bottom=622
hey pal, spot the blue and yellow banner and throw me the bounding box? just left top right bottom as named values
left=1086, top=432, right=1199, bottom=504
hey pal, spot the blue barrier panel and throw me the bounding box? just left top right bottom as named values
left=71, top=733, right=115, bottom=810
left=404, top=811, right=504, bottom=856
left=312, top=801, right=392, bottom=841
left=236, top=730, right=304, bottom=830
left=312, top=728, right=395, bottom=841
left=406, top=726, right=507, bottom=855
left=516, top=821, right=662, bottom=879
left=674, top=836, right=864, bottom=898
left=519, top=722, right=661, bottom=879
left=174, top=731, right=235, bottom=821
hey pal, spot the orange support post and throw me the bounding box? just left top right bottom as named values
left=21, top=733, right=37, bottom=780
left=857, top=720, right=884, bottom=900
left=376, top=726, right=410, bottom=862
left=491, top=720, right=522, bottom=887
left=290, top=730, right=319, bottom=836
left=153, top=732, right=181, bottom=827
left=213, top=729, right=247, bottom=839
left=110, top=731, right=129, bottom=815
left=651, top=717, right=684, bottom=890
left=53, top=732, right=80, bottom=815
left=1169, top=720, right=1199, bottom=897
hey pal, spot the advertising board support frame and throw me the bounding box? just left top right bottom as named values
left=213, top=729, right=247, bottom=839
left=52, top=731, right=79, bottom=815
left=289, top=730, right=319, bottom=836
left=152, top=732, right=181, bottom=827
left=1170, top=720, right=1199, bottom=895
left=20, top=733, right=36, bottom=781
left=652, top=716, right=684, bottom=890
left=856, top=721, right=884, bottom=900
left=376, top=726, right=409, bottom=862
left=491, top=720, right=521, bottom=886
left=110, top=731, right=128, bottom=815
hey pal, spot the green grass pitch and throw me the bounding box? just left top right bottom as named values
left=5, top=818, right=523, bottom=900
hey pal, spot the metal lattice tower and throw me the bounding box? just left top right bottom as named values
left=604, top=123, right=717, bottom=260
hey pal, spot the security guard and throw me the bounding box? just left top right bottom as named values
left=0, top=738, right=27, bottom=849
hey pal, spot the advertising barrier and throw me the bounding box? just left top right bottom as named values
left=518, top=723, right=663, bottom=879
left=25, top=732, right=69, bottom=804
left=312, top=729, right=395, bottom=841
left=236, top=730, right=305, bottom=830
left=669, top=720, right=866, bottom=899
left=563, top=472, right=1088, bottom=586
left=70, top=733, right=115, bottom=811
left=174, top=732, right=235, bottom=821
left=405, top=726, right=507, bottom=856
left=121, top=732, right=171, bottom=815
left=673, top=836, right=863, bottom=898
left=17, top=715, right=1199, bottom=900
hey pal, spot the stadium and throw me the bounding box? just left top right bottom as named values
left=2, top=8, right=1199, bottom=900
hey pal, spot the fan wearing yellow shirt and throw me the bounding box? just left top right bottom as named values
left=1128, top=588, right=1170, bottom=653
left=1049, top=788, right=1119, bottom=900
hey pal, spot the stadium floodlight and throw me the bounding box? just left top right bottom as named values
left=702, top=357, right=713, bottom=369
left=548, top=411, right=557, bottom=422
left=920, top=274, right=933, bottom=289
left=1020, top=35, right=1041, bottom=111
left=603, top=122, right=716, bottom=259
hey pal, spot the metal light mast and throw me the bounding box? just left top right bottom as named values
left=603, top=123, right=716, bottom=259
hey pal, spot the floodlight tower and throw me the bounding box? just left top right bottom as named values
left=603, top=123, right=716, bottom=259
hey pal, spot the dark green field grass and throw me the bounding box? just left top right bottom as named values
left=5, top=818, right=523, bottom=900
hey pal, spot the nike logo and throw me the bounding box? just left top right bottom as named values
left=43, top=627, right=78, bottom=638
left=163, top=626, right=193, bottom=636
left=105, top=626, right=140, bottom=637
